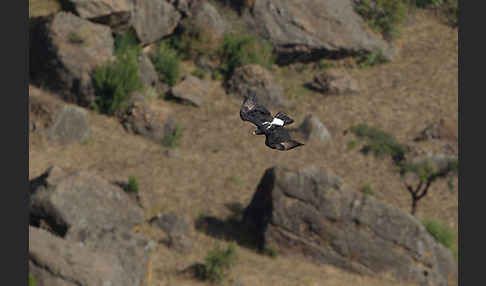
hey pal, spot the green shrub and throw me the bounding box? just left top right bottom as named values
left=262, top=247, right=278, bottom=258
left=126, top=176, right=139, bottom=193
left=152, top=42, right=181, bottom=86
left=316, top=59, right=333, bottom=71
left=219, top=33, right=274, bottom=78
left=162, top=123, right=183, bottom=148
left=191, top=67, right=207, bottom=79
left=349, top=123, right=408, bottom=163
left=354, top=0, right=408, bottom=38
left=114, top=30, right=141, bottom=57
left=412, top=0, right=443, bottom=8
left=423, top=219, right=455, bottom=249
left=212, top=70, right=224, bottom=81
left=92, top=30, right=143, bottom=115
left=29, top=274, right=36, bottom=286
left=361, top=184, right=375, bottom=196
left=201, top=243, right=238, bottom=283
left=357, top=49, right=388, bottom=68
left=92, top=50, right=142, bottom=115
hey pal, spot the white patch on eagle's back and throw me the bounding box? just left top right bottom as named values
left=271, top=117, right=284, bottom=126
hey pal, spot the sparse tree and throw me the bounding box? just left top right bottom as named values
left=399, top=157, right=458, bottom=215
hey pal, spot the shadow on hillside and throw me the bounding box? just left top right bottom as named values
left=194, top=202, right=262, bottom=251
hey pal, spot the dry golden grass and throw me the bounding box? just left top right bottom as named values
left=29, top=9, right=457, bottom=286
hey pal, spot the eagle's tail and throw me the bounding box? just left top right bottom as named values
left=275, top=112, right=294, bottom=126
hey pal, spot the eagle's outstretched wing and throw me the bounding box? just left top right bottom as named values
left=239, top=94, right=273, bottom=129
left=265, top=126, right=304, bottom=151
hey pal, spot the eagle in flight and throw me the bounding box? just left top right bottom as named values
left=239, top=93, right=304, bottom=151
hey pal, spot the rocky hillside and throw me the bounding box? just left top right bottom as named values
left=29, top=0, right=458, bottom=285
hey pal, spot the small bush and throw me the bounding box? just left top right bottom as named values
left=349, top=123, right=408, bottom=163
left=262, top=247, right=278, bottom=258
left=316, top=59, right=333, bottom=71
left=357, top=49, right=388, bottom=68
left=126, top=176, right=139, bottom=193
left=152, top=42, right=181, bottom=86
left=212, top=70, right=224, bottom=81
left=114, top=30, right=141, bottom=57
left=354, top=0, right=408, bottom=38
left=92, top=31, right=143, bottom=115
left=423, top=219, right=455, bottom=249
left=29, top=274, right=36, bottom=286
left=162, top=123, right=183, bottom=148
left=191, top=68, right=207, bottom=79
left=228, top=175, right=244, bottom=185
left=219, top=33, right=274, bottom=78
left=92, top=50, right=142, bottom=115
left=412, top=0, right=443, bottom=8
left=201, top=243, right=238, bottom=283
left=361, top=184, right=375, bottom=196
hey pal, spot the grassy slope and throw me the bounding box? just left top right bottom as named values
left=29, top=8, right=457, bottom=286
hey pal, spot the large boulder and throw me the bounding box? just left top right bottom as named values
left=243, top=166, right=457, bottom=286
left=29, top=12, right=114, bottom=107
left=190, top=1, right=226, bottom=39
left=65, top=0, right=133, bottom=19
left=307, top=69, right=360, bottom=96
left=131, top=0, right=182, bottom=45
left=29, top=90, right=91, bottom=145
left=64, top=0, right=133, bottom=33
left=226, top=64, right=287, bottom=108
left=29, top=166, right=153, bottom=286
left=248, top=0, right=395, bottom=64
left=149, top=212, right=193, bottom=253
left=29, top=166, right=145, bottom=238
left=119, top=93, right=168, bottom=143
left=29, top=226, right=130, bottom=286
left=294, top=114, right=331, bottom=142
left=168, top=75, right=209, bottom=107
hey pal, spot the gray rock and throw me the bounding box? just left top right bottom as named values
left=414, top=119, right=458, bottom=143
left=308, top=69, right=360, bottom=95
left=29, top=166, right=145, bottom=239
left=191, top=1, right=226, bottom=38
left=66, top=0, right=133, bottom=19
left=138, top=53, right=159, bottom=89
left=248, top=0, right=395, bottom=64
left=131, top=0, right=181, bottom=44
left=65, top=0, right=132, bottom=33
left=29, top=226, right=129, bottom=286
left=47, top=105, right=90, bottom=145
left=243, top=166, right=457, bottom=286
left=168, top=0, right=197, bottom=16
left=119, top=94, right=167, bottom=143
left=149, top=212, right=193, bottom=254
left=226, top=64, right=287, bottom=108
left=29, top=167, right=153, bottom=286
left=29, top=91, right=90, bottom=145
left=169, top=75, right=209, bottom=107
left=296, top=114, right=331, bottom=142
left=29, top=12, right=114, bottom=107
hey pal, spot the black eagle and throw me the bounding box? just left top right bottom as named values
left=239, top=93, right=304, bottom=151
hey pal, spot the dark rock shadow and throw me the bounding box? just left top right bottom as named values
left=194, top=202, right=262, bottom=251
